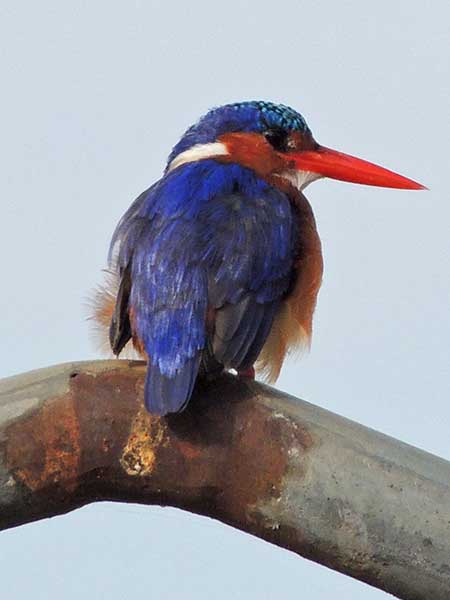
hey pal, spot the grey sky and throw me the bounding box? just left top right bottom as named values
left=1, top=1, right=448, bottom=598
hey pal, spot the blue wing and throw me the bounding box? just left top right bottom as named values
left=109, top=161, right=297, bottom=415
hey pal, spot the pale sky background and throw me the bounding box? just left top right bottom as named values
left=1, top=1, right=449, bottom=598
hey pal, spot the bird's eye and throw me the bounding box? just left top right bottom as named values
left=263, top=128, right=289, bottom=152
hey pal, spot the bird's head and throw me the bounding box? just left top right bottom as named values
left=166, top=100, right=425, bottom=191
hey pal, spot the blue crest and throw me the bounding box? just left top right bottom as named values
left=235, top=100, right=308, bottom=132
left=168, top=100, right=309, bottom=165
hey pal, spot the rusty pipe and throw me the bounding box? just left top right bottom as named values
left=0, top=360, right=449, bottom=599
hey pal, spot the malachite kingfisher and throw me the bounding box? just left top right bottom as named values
left=92, top=101, right=425, bottom=415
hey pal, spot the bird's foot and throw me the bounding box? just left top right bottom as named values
left=237, top=366, right=255, bottom=380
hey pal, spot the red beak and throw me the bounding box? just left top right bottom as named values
left=291, top=145, right=426, bottom=190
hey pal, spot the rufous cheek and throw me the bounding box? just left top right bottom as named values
left=218, top=132, right=286, bottom=177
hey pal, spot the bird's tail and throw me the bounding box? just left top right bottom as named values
left=144, top=356, right=201, bottom=415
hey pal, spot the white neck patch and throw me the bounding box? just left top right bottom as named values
left=167, top=142, right=229, bottom=173
left=276, top=169, right=323, bottom=191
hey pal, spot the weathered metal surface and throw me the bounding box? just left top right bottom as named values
left=0, top=360, right=449, bottom=600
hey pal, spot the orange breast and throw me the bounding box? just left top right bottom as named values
left=256, top=192, right=323, bottom=382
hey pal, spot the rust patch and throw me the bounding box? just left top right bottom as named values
left=176, top=439, right=203, bottom=461
left=225, top=406, right=284, bottom=509
left=68, top=368, right=145, bottom=474
left=217, top=397, right=313, bottom=523
left=5, top=394, right=80, bottom=492
left=120, top=409, right=168, bottom=476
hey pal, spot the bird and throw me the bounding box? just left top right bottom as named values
left=92, top=100, right=425, bottom=415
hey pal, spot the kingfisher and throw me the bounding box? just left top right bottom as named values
left=92, top=100, right=425, bottom=415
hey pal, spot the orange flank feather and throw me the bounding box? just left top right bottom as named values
left=87, top=271, right=145, bottom=360
left=129, top=308, right=147, bottom=357
left=256, top=193, right=323, bottom=382
left=87, top=271, right=117, bottom=356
